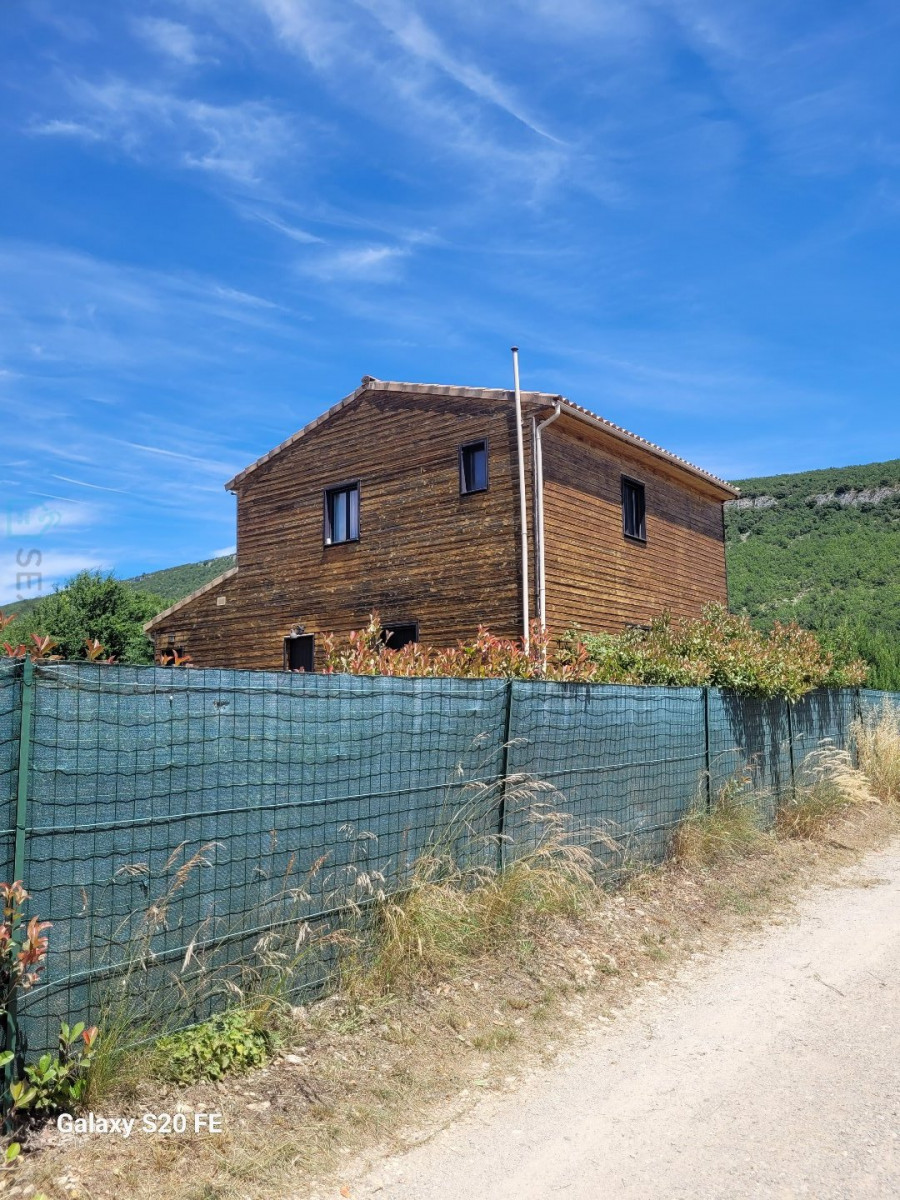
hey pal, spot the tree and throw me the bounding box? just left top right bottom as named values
left=25, top=572, right=162, bottom=664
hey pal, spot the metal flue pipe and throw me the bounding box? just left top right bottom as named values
left=511, top=347, right=530, bottom=651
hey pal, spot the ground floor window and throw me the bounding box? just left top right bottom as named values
left=380, top=622, right=419, bottom=651
left=284, top=633, right=315, bottom=672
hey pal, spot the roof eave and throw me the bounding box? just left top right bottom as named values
left=554, top=403, right=739, bottom=498
left=223, top=375, right=739, bottom=499
left=144, top=566, right=239, bottom=632
left=224, top=377, right=566, bottom=492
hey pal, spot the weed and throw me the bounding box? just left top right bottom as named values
left=22, top=1023, right=98, bottom=1116
left=855, top=705, right=900, bottom=803
left=669, top=774, right=768, bottom=869
left=471, top=1027, right=517, bottom=1051
left=342, top=796, right=604, bottom=998
left=777, top=743, right=875, bottom=840
left=156, top=1009, right=274, bottom=1085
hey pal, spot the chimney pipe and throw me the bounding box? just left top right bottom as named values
left=511, top=347, right=530, bottom=652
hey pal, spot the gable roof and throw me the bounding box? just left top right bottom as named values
left=225, top=377, right=738, bottom=497
left=144, top=565, right=238, bottom=632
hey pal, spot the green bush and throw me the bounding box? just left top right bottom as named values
left=570, top=605, right=867, bottom=699
left=156, top=1010, right=274, bottom=1084
left=323, top=606, right=866, bottom=700
left=22, top=1022, right=99, bottom=1115
left=6, top=571, right=161, bottom=664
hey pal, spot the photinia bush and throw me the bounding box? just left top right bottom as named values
left=322, top=606, right=867, bottom=700
left=0, top=613, right=116, bottom=665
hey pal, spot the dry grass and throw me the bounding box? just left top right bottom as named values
left=776, top=742, right=878, bottom=840
left=855, top=705, right=900, bottom=804
left=669, top=773, right=770, bottom=869
left=342, top=805, right=600, bottom=998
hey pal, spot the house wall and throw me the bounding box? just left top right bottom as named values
left=540, top=414, right=728, bottom=634
left=149, top=388, right=730, bottom=670
left=151, top=387, right=534, bottom=669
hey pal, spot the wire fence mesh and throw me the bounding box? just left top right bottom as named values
left=0, top=661, right=888, bottom=1054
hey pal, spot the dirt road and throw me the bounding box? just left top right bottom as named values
left=347, top=842, right=900, bottom=1199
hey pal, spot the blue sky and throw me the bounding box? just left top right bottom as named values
left=2, top=0, right=900, bottom=604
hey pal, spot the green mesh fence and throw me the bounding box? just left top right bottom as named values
left=0, top=660, right=887, bottom=1055
left=504, top=683, right=706, bottom=864
left=860, top=687, right=900, bottom=720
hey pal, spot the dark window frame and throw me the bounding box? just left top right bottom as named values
left=323, top=480, right=360, bottom=546
left=283, top=633, right=316, bottom=672
left=158, top=639, right=186, bottom=666
left=621, top=475, right=647, bottom=543
left=458, top=438, right=489, bottom=495
left=380, top=621, right=419, bottom=651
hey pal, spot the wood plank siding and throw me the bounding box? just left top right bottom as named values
left=150, top=386, right=534, bottom=669
left=539, top=413, right=728, bottom=634
left=147, top=381, right=734, bottom=668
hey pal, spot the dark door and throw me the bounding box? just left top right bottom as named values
left=284, top=634, right=315, bottom=672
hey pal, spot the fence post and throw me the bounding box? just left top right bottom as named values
left=703, top=688, right=712, bottom=813
left=3, top=657, right=35, bottom=1119
left=496, top=679, right=514, bottom=871
left=851, top=687, right=863, bottom=767
left=13, top=657, right=34, bottom=884
left=786, top=699, right=797, bottom=799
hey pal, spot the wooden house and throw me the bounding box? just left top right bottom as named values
left=146, top=377, right=738, bottom=669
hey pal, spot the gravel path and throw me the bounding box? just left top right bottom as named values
left=348, top=841, right=900, bottom=1200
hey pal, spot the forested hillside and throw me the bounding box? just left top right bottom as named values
left=5, top=462, right=899, bottom=687
left=125, top=555, right=236, bottom=605
left=725, top=458, right=900, bottom=688
left=3, top=554, right=235, bottom=618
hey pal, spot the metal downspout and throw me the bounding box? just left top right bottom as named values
left=511, top=348, right=530, bottom=651
left=534, top=402, right=562, bottom=630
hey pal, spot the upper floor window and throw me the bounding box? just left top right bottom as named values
left=622, top=477, right=646, bottom=542
left=324, top=482, right=359, bottom=544
left=459, top=439, right=488, bottom=494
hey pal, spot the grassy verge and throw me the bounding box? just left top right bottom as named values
left=13, top=714, right=900, bottom=1200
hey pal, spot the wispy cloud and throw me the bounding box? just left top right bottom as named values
left=354, top=0, right=564, bottom=143
left=133, top=17, right=210, bottom=66
left=51, top=474, right=131, bottom=495
left=300, top=243, right=411, bottom=281
left=30, top=78, right=296, bottom=185
left=657, top=0, right=898, bottom=175
left=247, top=0, right=572, bottom=192
left=241, top=208, right=324, bottom=244
left=30, top=119, right=102, bottom=142
left=122, top=441, right=237, bottom=475
left=0, top=499, right=100, bottom=541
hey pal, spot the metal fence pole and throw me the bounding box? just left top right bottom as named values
left=4, top=656, right=35, bottom=1118
left=786, top=699, right=797, bottom=799
left=851, top=687, right=863, bottom=768
left=496, top=679, right=514, bottom=871
left=703, top=688, right=712, bottom=813
left=13, top=657, right=34, bottom=884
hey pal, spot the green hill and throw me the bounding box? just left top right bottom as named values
left=5, top=460, right=900, bottom=688
left=124, top=555, right=236, bottom=605
left=725, top=458, right=900, bottom=688
left=2, top=555, right=235, bottom=619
